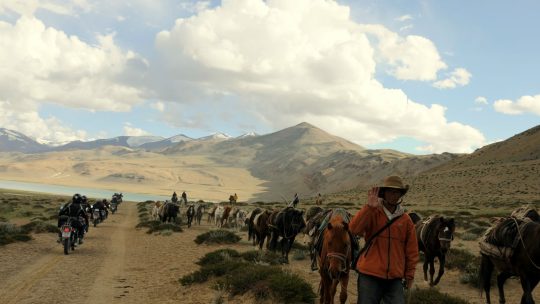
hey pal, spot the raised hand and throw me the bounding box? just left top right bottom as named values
left=367, top=187, right=382, bottom=208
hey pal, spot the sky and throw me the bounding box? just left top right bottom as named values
left=0, top=0, right=538, bottom=154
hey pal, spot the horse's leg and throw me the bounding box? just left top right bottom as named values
left=480, top=255, right=494, bottom=304
left=329, top=279, right=339, bottom=304
left=433, top=253, right=445, bottom=286
left=423, top=256, right=429, bottom=282
left=339, top=273, right=349, bottom=304
left=497, top=272, right=512, bottom=304
left=519, top=273, right=534, bottom=304
left=429, top=257, right=436, bottom=286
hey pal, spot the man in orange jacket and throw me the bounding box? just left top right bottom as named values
left=349, top=175, right=419, bottom=304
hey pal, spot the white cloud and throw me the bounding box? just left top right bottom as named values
left=117, top=15, right=126, bottom=22
left=0, top=16, right=147, bottom=112
left=149, top=101, right=165, bottom=112
left=0, top=100, right=87, bottom=144
left=154, top=0, right=483, bottom=153
left=123, top=123, right=151, bottom=136
left=0, top=0, right=91, bottom=16
left=433, top=67, right=471, bottom=89
left=494, top=95, right=540, bottom=116
left=360, top=24, right=447, bottom=81
left=475, top=96, right=488, bottom=105
left=399, top=24, right=413, bottom=32
left=395, top=15, right=413, bottom=22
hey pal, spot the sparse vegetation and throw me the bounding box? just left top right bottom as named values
left=194, top=230, right=241, bottom=244
left=181, top=249, right=316, bottom=303
left=409, top=288, right=470, bottom=304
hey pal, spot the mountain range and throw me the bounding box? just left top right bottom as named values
left=0, top=123, right=538, bottom=205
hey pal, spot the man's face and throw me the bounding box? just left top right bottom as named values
left=383, top=188, right=403, bottom=205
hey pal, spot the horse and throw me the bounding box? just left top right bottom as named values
left=318, top=214, right=351, bottom=304
left=186, top=204, right=195, bottom=228
left=252, top=210, right=272, bottom=249
left=246, top=208, right=262, bottom=242
left=160, top=202, right=180, bottom=223
left=413, top=213, right=455, bottom=286
left=220, top=206, right=232, bottom=227
left=215, top=206, right=226, bottom=227
left=480, top=210, right=540, bottom=304
left=151, top=201, right=162, bottom=221
left=195, top=204, right=205, bottom=225
left=268, top=207, right=306, bottom=262
left=235, top=209, right=247, bottom=230
left=207, top=205, right=218, bottom=224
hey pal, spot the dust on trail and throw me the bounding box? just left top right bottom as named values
left=1, top=202, right=540, bottom=304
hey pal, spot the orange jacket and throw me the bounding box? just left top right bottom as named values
left=349, top=205, right=419, bottom=281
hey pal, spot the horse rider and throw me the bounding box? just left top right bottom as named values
left=171, top=191, right=179, bottom=203
left=349, top=175, right=419, bottom=304
left=181, top=191, right=188, bottom=205
left=291, top=193, right=299, bottom=208
left=315, top=193, right=322, bottom=205
left=58, top=193, right=89, bottom=243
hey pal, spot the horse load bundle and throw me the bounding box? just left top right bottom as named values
left=479, top=206, right=540, bottom=261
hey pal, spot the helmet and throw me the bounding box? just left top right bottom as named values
left=72, top=193, right=82, bottom=204
left=81, top=195, right=88, bottom=203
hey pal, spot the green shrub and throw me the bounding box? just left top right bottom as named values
left=268, top=271, right=316, bottom=303
left=195, top=230, right=241, bottom=245
left=460, top=232, right=479, bottom=241
left=180, top=249, right=315, bottom=303
left=292, top=250, right=307, bottom=261
left=198, top=249, right=241, bottom=265
left=446, top=248, right=479, bottom=270
left=0, top=222, right=32, bottom=246
left=240, top=250, right=283, bottom=265
left=147, top=223, right=182, bottom=234
left=21, top=221, right=58, bottom=233
left=409, top=288, right=469, bottom=304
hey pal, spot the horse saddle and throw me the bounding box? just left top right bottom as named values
left=480, top=217, right=532, bottom=260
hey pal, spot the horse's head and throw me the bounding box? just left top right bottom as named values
left=437, top=217, right=455, bottom=252
left=289, top=209, right=306, bottom=233
left=323, top=216, right=351, bottom=280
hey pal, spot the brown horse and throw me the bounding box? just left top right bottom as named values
left=207, top=205, right=217, bottom=224
left=252, top=210, right=272, bottom=249
left=318, top=214, right=351, bottom=304
left=480, top=218, right=540, bottom=304
left=413, top=213, right=455, bottom=286
left=220, top=206, right=232, bottom=227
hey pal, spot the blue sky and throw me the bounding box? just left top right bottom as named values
left=0, top=0, right=538, bottom=153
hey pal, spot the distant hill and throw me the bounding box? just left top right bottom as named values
left=2, top=122, right=538, bottom=205
left=139, top=134, right=193, bottom=151
left=0, top=128, right=48, bottom=153
left=404, top=124, right=540, bottom=208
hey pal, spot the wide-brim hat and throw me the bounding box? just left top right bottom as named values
left=380, top=175, right=409, bottom=195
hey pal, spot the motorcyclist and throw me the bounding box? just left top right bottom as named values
left=92, top=199, right=109, bottom=222
left=58, top=193, right=89, bottom=244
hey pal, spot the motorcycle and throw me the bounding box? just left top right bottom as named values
left=93, top=209, right=101, bottom=227
left=60, top=218, right=78, bottom=255
left=110, top=202, right=118, bottom=214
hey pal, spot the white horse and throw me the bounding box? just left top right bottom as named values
left=214, top=205, right=225, bottom=227
left=235, top=209, right=247, bottom=230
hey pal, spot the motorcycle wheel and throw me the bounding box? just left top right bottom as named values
left=94, top=219, right=97, bottom=227
left=63, top=238, right=70, bottom=255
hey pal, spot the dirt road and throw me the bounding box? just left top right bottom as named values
left=1, top=202, right=538, bottom=304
